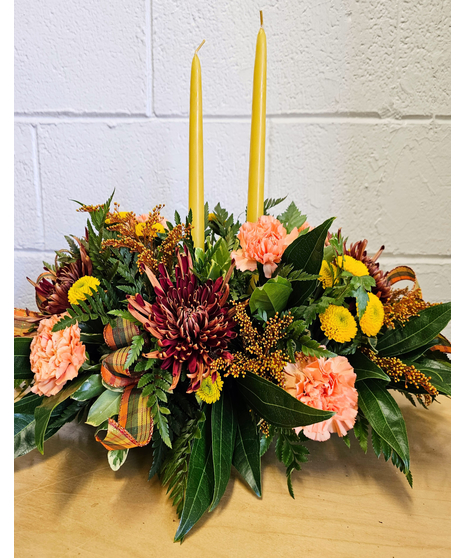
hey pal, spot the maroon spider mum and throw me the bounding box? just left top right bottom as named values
left=127, top=246, right=237, bottom=393
left=28, top=238, right=93, bottom=315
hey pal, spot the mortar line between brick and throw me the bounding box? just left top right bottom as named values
left=146, top=0, right=154, bottom=117
left=14, top=113, right=451, bottom=125
left=15, top=249, right=57, bottom=257
left=31, top=125, right=45, bottom=251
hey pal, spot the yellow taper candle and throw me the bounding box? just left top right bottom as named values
left=189, top=40, right=205, bottom=250
left=247, top=11, right=267, bottom=223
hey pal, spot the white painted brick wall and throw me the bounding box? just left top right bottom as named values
left=14, top=0, right=451, bottom=337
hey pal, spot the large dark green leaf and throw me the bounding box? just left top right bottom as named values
left=348, top=352, right=390, bottom=383
left=210, top=390, right=236, bottom=511
left=14, top=393, right=43, bottom=415
left=79, top=332, right=105, bottom=344
left=34, top=373, right=91, bottom=454
left=15, top=402, right=70, bottom=459
left=232, top=394, right=262, bottom=497
left=357, top=379, right=410, bottom=471
left=249, top=276, right=293, bottom=315
left=404, top=357, right=451, bottom=396
left=14, top=337, right=33, bottom=379
left=396, top=338, right=440, bottom=362
left=14, top=414, right=36, bottom=459
left=71, top=374, right=105, bottom=401
left=236, top=373, right=334, bottom=428
left=174, top=407, right=214, bottom=543
left=376, top=303, right=451, bottom=357
left=282, top=217, right=335, bottom=307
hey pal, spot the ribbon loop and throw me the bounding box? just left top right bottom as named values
left=95, top=318, right=153, bottom=451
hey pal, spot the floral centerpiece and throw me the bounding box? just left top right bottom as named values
left=14, top=194, right=451, bottom=541
left=14, top=13, right=451, bottom=544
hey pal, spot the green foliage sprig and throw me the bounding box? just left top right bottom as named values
left=136, top=359, right=173, bottom=448
left=274, top=427, right=310, bottom=498
left=159, top=411, right=206, bottom=517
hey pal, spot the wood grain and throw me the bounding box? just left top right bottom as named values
left=14, top=392, right=450, bottom=558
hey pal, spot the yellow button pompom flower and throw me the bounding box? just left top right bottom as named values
left=197, top=374, right=224, bottom=404
left=319, top=304, right=358, bottom=343
left=68, top=276, right=101, bottom=305
left=337, top=255, right=369, bottom=277
left=319, top=260, right=338, bottom=288
left=358, top=293, right=385, bottom=337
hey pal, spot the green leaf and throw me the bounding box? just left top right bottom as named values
left=348, top=352, right=390, bottom=383
left=249, top=276, right=293, bottom=315
left=15, top=405, right=71, bottom=459
left=232, top=394, right=262, bottom=497
left=357, top=379, right=410, bottom=471
left=34, top=374, right=91, bottom=454
left=108, top=449, right=129, bottom=471
left=148, top=429, right=169, bottom=480
left=79, top=332, right=105, bottom=344
left=14, top=415, right=37, bottom=458
left=396, top=338, right=441, bottom=362
left=174, top=408, right=215, bottom=543
left=210, top=390, right=236, bottom=511
left=125, top=334, right=145, bottom=369
left=376, top=303, right=451, bottom=357
left=236, top=373, right=334, bottom=428
left=14, top=393, right=43, bottom=415
left=71, top=374, right=105, bottom=401
left=264, top=196, right=287, bottom=214
left=207, top=238, right=231, bottom=280
left=14, top=337, right=33, bottom=379
left=277, top=201, right=307, bottom=233
left=353, top=414, right=369, bottom=453
left=354, top=287, right=369, bottom=319
left=153, top=402, right=172, bottom=449
left=85, top=389, right=122, bottom=427
left=282, top=217, right=335, bottom=307
left=404, top=358, right=451, bottom=396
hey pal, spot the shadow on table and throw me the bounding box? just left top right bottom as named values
left=14, top=391, right=450, bottom=526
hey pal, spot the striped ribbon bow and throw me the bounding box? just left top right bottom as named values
left=95, top=317, right=154, bottom=451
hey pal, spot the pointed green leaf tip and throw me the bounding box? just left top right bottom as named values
left=210, top=390, right=236, bottom=512
left=232, top=393, right=262, bottom=497
left=282, top=217, right=335, bottom=307
left=236, top=373, right=334, bottom=428
left=174, top=408, right=214, bottom=542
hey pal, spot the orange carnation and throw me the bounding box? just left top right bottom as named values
left=284, top=354, right=358, bottom=441
left=29, top=314, right=86, bottom=397
left=231, top=215, right=299, bottom=278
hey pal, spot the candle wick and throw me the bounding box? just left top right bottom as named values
left=195, top=39, right=206, bottom=55
left=260, top=10, right=263, bottom=27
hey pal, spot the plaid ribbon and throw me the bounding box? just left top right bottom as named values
left=430, top=333, right=451, bottom=355
left=95, top=317, right=153, bottom=451
left=385, top=266, right=420, bottom=289
left=14, top=307, right=43, bottom=337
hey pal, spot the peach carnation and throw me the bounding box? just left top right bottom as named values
left=231, top=215, right=299, bottom=278
left=284, top=354, right=358, bottom=442
left=30, top=314, right=87, bottom=397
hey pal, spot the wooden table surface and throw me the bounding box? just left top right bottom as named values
left=14, top=392, right=450, bottom=558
